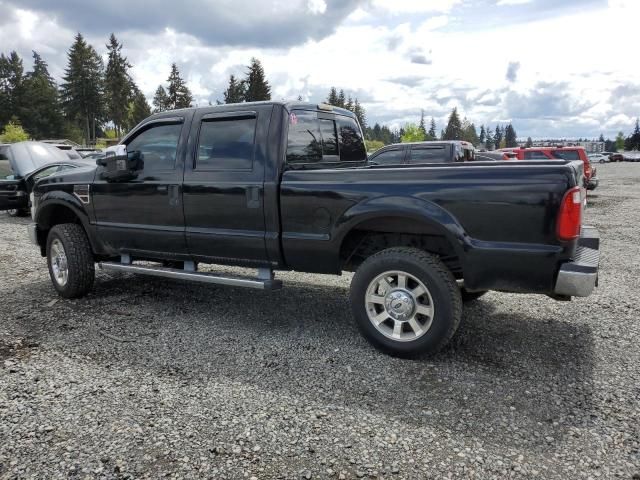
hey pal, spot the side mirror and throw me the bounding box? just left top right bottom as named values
left=100, top=145, right=144, bottom=182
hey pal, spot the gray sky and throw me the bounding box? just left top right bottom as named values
left=0, top=0, right=638, bottom=139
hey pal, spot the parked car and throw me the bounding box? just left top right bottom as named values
left=624, top=151, right=640, bottom=162
left=50, top=144, right=84, bottom=160
left=588, top=153, right=609, bottom=164
left=368, top=140, right=476, bottom=165
left=609, top=153, right=625, bottom=162
left=0, top=141, right=91, bottom=216
left=28, top=102, right=600, bottom=356
left=499, top=146, right=595, bottom=188
left=475, top=150, right=516, bottom=161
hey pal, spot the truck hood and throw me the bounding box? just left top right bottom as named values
left=7, top=141, right=71, bottom=177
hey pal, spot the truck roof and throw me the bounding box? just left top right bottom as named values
left=148, top=101, right=357, bottom=119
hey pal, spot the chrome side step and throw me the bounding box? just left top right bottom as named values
left=97, top=262, right=282, bottom=290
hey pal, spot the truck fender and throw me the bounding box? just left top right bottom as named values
left=334, top=195, right=469, bottom=258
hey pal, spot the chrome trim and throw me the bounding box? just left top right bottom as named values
left=554, top=226, right=599, bottom=297
left=27, top=223, right=39, bottom=246
left=98, top=262, right=282, bottom=290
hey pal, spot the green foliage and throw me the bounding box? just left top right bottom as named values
left=0, top=51, right=25, bottom=131
left=428, top=117, right=437, bottom=140
left=526, top=136, right=533, bottom=148
left=401, top=123, right=426, bottom=143
left=461, top=118, right=479, bottom=145
left=479, top=125, right=486, bottom=145
left=223, top=74, right=246, bottom=104
left=418, top=110, right=427, bottom=138
left=485, top=127, right=494, bottom=150
left=124, top=87, right=151, bottom=132
left=104, top=128, right=117, bottom=139
left=615, top=131, right=625, bottom=151
left=104, top=33, right=133, bottom=136
left=494, top=125, right=504, bottom=150
left=364, top=123, right=400, bottom=145
left=166, top=63, right=193, bottom=109
left=60, top=33, right=105, bottom=145
left=504, top=123, right=518, bottom=148
left=365, top=139, right=384, bottom=152
left=62, top=121, right=85, bottom=145
left=443, top=107, right=462, bottom=140
left=0, top=121, right=29, bottom=142
left=244, top=58, right=271, bottom=102
left=153, top=85, right=169, bottom=112
left=327, top=87, right=339, bottom=106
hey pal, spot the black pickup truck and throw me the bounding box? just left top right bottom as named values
left=368, top=140, right=476, bottom=165
left=27, top=101, right=600, bottom=356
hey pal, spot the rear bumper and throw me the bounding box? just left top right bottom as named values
left=554, top=226, right=599, bottom=297
left=27, top=223, right=39, bottom=246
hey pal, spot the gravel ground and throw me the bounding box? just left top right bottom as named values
left=1, top=163, right=639, bottom=479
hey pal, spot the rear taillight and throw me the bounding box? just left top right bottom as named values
left=557, top=186, right=582, bottom=241
left=584, top=160, right=592, bottom=179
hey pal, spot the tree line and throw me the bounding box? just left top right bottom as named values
left=0, top=33, right=155, bottom=146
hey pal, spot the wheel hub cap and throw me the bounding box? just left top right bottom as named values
left=50, top=239, right=69, bottom=287
left=385, top=290, right=415, bottom=320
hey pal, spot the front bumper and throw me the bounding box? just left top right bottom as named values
left=27, top=223, right=39, bottom=246
left=554, top=226, right=600, bottom=297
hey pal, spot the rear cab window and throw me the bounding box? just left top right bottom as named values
left=286, top=109, right=366, bottom=165
left=551, top=150, right=580, bottom=161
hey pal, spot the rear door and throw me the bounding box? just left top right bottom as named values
left=182, top=105, right=272, bottom=264
left=0, top=154, right=27, bottom=212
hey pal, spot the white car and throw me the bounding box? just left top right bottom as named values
left=588, top=153, right=609, bottom=164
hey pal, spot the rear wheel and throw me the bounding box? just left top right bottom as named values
left=46, top=223, right=95, bottom=298
left=350, top=247, right=462, bottom=357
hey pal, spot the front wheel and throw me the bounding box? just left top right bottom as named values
left=350, top=247, right=462, bottom=357
left=46, top=223, right=95, bottom=298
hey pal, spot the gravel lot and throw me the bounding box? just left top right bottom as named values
left=1, top=163, right=639, bottom=479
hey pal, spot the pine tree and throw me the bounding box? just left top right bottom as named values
left=346, top=95, right=354, bottom=112
left=166, top=63, right=192, bottom=109
left=479, top=125, right=486, bottom=146
left=598, top=133, right=605, bottom=143
left=485, top=128, right=494, bottom=150
left=443, top=107, right=462, bottom=140
left=153, top=85, right=169, bottom=112
left=60, top=33, right=105, bottom=145
left=419, top=109, right=427, bottom=138
left=428, top=117, right=437, bottom=140
left=223, top=74, right=246, bottom=104
left=104, top=33, right=133, bottom=136
left=353, top=98, right=366, bottom=129
left=526, top=137, right=533, bottom=147
left=494, top=125, right=503, bottom=150
left=20, top=51, right=64, bottom=139
left=462, top=121, right=479, bottom=145
left=337, top=89, right=346, bottom=108
left=244, top=58, right=271, bottom=102
left=0, top=51, right=25, bottom=130
left=124, top=86, right=151, bottom=131
left=631, top=118, right=640, bottom=150
left=504, top=123, right=518, bottom=148
left=327, top=87, right=339, bottom=106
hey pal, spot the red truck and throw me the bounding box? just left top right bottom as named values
left=498, top=147, right=596, bottom=189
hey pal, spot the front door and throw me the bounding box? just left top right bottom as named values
left=92, top=116, right=191, bottom=257
left=182, top=106, right=271, bottom=264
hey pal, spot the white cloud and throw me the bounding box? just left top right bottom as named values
left=496, top=0, right=533, bottom=6
left=371, top=0, right=461, bottom=14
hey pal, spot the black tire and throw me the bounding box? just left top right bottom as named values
left=350, top=247, right=462, bottom=357
left=460, top=288, right=488, bottom=302
left=46, top=223, right=95, bottom=298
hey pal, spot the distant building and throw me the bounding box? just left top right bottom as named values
left=516, top=139, right=604, bottom=153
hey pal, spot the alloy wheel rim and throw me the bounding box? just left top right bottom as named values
left=365, top=270, right=435, bottom=342
left=50, top=239, right=69, bottom=287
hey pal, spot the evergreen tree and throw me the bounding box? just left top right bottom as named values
left=461, top=119, right=479, bottom=145
left=494, top=125, right=504, bottom=150
left=60, top=33, right=105, bottom=145
left=337, top=89, right=346, bottom=108
left=0, top=51, right=25, bottom=130
left=223, top=74, right=246, bottom=104
left=353, top=98, right=366, bottom=129
left=327, top=87, right=339, bottom=106
left=526, top=136, right=533, bottom=148
left=615, top=131, right=625, bottom=151
left=418, top=110, right=427, bottom=138
left=630, top=118, right=640, bottom=150
left=153, top=85, right=169, bottom=112
left=485, top=128, right=494, bottom=150
left=428, top=117, right=437, bottom=140
left=345, top=95, right=354, bottom=112
left=598, top=133, right=605, bottom=143
left=104, top=33, right=133, bottom=136
left=124, top=86, right=151, bottom=132
left=19, top=51, right=64, bottom=139
left=166, top=63, right=192, bottom=109
left=443, top=107, right=463, bottom=140
left=504, top=123, right=518, bottom=148
left=244, top=58, right=271, bottom=102
left=479, top=125, right=486, bottom=146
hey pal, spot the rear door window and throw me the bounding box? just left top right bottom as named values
left=370, top=149, right=405, bottom=165
left=410, top=146, right=447, bottom=163
left=196, top=116, right=256, bottom=171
